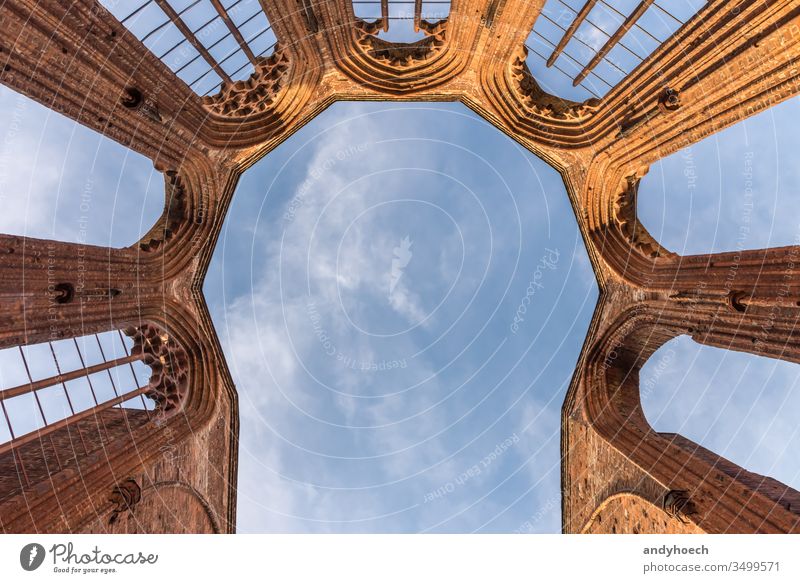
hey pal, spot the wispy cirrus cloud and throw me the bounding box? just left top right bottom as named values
left=206, top=102, right=597, bottom=532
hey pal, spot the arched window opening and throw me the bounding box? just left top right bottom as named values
left=100, top=0, right=278, bottom=96
left=0, top=86, right=164, bottom=247
left=638, top=96, right=800, bottom=255
left=0, top=324, right=189, bottom=500
left=525, top=0, right=704, bottom=102
left=0, top=330, right=155, bottom=448
left=353, top=1, right=450, bottom=43
left=0, top=330, right=152, bottom=499
left=640, top=335, right=800, bottom=492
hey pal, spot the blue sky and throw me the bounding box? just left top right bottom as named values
left=1, top=83, right=799, bottom=532
left=204, top=102, right=597, bottom=532
left=0, top=85, right=162, bottom=246
left=527, top=0, right=706, bottom=102
left=0, top=88, right=157, bottom=445
left=639, top=96, right=800, bottom=254
left=638, top=95, right=800, bottom=492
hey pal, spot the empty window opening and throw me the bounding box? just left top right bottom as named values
left=0, top=87, right=164, bottom=247
left=0, top=330, right=154, bottom=446
left=641, top=336, right=800, bottom=491
left=525, top=0, right=704, bottom=102
left=353, top=1, right=451, bottom=43
left=0, top=330, right=155, bottom=496
left=100, top=0, right=277, bottom=96
left=638, top=97, right=800, bottom=255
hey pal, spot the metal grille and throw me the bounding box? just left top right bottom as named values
left=0, top=330, right=154, bottom=463
left=100, top=0, right=277, bottom=96
left=526, top=0, right=705, bottom=102
left=353, top=1, right=451, bottom=41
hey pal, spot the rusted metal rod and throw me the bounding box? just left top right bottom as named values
left=547, top=0, right=598, bottom=67
left=382, top=0, right=390, bottom=32
left=0, top=386, right=150, bottom=456
left=573, top=0, right=655, bottom=86
left=0, top=354, right=140, bottom=401
left=210, top=0, right=258, bottom=65
left=155, top=0, right=233, bottom=84
left=414, top=0, right=422, bottom=32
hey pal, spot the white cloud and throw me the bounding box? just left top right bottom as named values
left=0, top=85, right=162, bottom=247
left=642, top=336, right=800, bottom=490
left=211, top=102, right=597, bottom=533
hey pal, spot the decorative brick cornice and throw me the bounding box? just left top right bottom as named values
left=201, top=48, right=291, bottom=118
left=511, top=49, right=600, bottom=121
left=126, top=324, right=189, bottom=420
left=611, top=173, right=673, bottom=260
left=354, top=19, right=448, bottom=68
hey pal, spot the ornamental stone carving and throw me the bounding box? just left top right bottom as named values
left=119, top=86, right=163, bottom=124
left=511, top=49, right=600, bottom=121
left=355, top=19, right=447, bottom=67
left=201, top=48, right=290, bottom=117
left=612, top=173, right=674, bottom=259
left=140, top=171, right=187, bottom=252
left=663, top=490, right=697, bottom=524
left=108, top=478, right=142, bottom=525
left=125, top=324, right=189, bottom=420
left=658, top=87, right=682, bottom=113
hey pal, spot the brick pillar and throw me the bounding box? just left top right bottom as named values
left=0, top=0, right=209, bottom=168
left=0, top=234, right=161, bottom=348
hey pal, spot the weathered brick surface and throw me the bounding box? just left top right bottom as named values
left=583, top=494, right=704, bottom=534
left=0, top=409, right=149, bottom=506
left=1, top=0, right=799, bottom=534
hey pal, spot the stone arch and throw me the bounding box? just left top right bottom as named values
left=105, top=480, right=221, bottom=534
left=569, top=305, right=800, bottom=533
left=640, top=335, right=800, bottom=493
left=581, top=491, right=704, bottom=534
